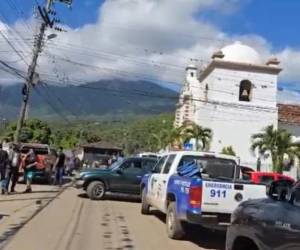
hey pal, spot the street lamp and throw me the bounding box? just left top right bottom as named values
left=47, top=33, right=57, bottom=40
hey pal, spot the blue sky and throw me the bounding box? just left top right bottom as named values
left=201, top=0, right=300, bottom=51
left=1, top=0, right=298, bottom=52
left=2, top=1, right=298, bottom=63
left=5, top=0, right=299, bottom=50
left=0, top=0, right=104, bottom=28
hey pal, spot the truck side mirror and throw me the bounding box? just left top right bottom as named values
left=267, top=180, right=293, bottom=201
left=116, top=169, right=123, bottom=175
left=289, top=187, right=300, bottom=206
left=151, top=167, right=158, bottom=173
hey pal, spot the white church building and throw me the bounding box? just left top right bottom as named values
left=175, top=41, right=285, bottom=172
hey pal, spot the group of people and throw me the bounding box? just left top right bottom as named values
left=0, top=144, right=67, bottom=195
left=83, top=152, right=124, bottom=169
left=0, top=144, right=20, bottom=194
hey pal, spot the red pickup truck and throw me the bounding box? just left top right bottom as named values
left=19, top=143, right=57, bottom=184
left=241, top=168, right=295, bottom=185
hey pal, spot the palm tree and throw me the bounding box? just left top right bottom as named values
left=167, top=127, right=186, bottom=149
left=182, top=122, right=212, bottom=151
left=221, top=146, right=236, bottom=156
left=150, top=127, right=185, bottom=151
left=150, top=131, right=167, bottom=151
left=251, top=125, right=300, bottom=173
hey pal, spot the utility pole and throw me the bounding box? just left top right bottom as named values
left=14, top=0, right=72, bottom=143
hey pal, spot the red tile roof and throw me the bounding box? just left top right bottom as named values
left=278, top=104, right=300, bottom=125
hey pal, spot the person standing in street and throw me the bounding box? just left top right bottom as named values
left=66, top=152, right=75, bottom=176
left=0, top=144, right=9, bottom=194
left=6, top=144, right=21, bottom=193
left=54, top=147, right=65, bottom=186
left=24, top=149, right=37, bottom=193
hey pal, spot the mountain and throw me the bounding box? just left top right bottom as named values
left=0, top=80, right=179, bottom=120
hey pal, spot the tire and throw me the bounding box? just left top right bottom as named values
left=87, top=181, right=105, bottom=200
left=166, top=202, right=185, bottom=240
left=141, top=188, right=151, bottom=215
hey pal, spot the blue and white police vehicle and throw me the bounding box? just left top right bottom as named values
left=140, top=151, right=267, bottom=239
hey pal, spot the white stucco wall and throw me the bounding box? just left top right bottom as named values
left=193, top=66, right=279, bottom=170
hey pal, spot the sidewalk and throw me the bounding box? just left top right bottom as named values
left=0, top=183, right=62, bottom=249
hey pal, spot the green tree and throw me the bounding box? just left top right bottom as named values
left=251, top=125, right=300, bottom=173
left=1, top=119, right=52, bottom=144
left=182, top=122, right=212, bottom=151
left=165, top=127, right=185, bottom=149
left=51, top=129, right=81, bottom=148
left=221, top=146, right=236, bottom=156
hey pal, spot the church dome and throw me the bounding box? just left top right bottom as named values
left=219, top=41, right=262, bottom=65
left=186, top=64, right=197, bottom=70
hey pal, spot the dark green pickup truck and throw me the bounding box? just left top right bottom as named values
left=75, top=157, right=157, bottom=200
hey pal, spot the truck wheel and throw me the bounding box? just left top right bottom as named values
left=141, top=188, right=151, bottom=215
left=87, top=181, right=105, bottom=200
left=166, top=202, right=185, bottom=240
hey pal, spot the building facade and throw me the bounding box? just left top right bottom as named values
left=175, top=41, right=282, bottom=170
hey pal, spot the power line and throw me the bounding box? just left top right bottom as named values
left=41, top=81, right=79, bottom=118
left=13, top=0, right=73, bottom=142
left=33, top=86, right=72, bottom=124
left=0, top=7, right=33, bottom=61
left=39, top=73, right=280, bottom=115
left=0, top=60, right=26, bottom=79
left=0, top=30, right=30, bottom=66
left=0, top=56, right=283, bottom=117
left=45, top=52, right=278, bottom=104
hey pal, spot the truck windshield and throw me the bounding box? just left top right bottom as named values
left=108, top=160, right=123, bottom=171
left=178, top=155, right=236, bottom=179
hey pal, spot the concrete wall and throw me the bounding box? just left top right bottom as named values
left=194, top=66, right=278, bottom=170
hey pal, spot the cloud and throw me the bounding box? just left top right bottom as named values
left=0, top=0, right=299, bottom=103
left=278, top=88, right=300, bottom=105
left=275, top=48, right=300, bottom=83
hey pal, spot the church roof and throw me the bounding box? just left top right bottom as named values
left=220, top=41, right=262, bottom=65
left=278, top=104, right=300, bottom=125
left=199, top=59, right=282, bottom=82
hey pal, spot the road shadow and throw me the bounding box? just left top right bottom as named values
left=77, top=193, right=140, bottom=203
left=0, top=214, right=8, bottom=221
left=0, top=196, right=54, bottom=202
left=151, top=210, right=226, bottom=250
left=0, top=221, right=26, bottom=247
left=18, top=176, right=72, bottom=186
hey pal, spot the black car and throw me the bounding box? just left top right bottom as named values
left=226, top=180, right=300, bottom=250
left=75, top=157, right=157, bottom=200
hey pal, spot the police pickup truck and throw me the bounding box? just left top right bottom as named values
left=140, top=151, right=267, bottom=239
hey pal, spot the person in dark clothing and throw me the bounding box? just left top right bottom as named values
left=0, top=144, right=9, bottom=194
left=24, top=149, right=37, bottom=193
left=6, top=144, right=21, bottom=193
left=54, top=147, right=65, bottom=186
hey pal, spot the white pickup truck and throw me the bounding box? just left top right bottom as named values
left=140, top=151, right=267, bottom=239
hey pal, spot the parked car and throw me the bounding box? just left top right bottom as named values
left=19, top=143, right=56, bottom=184
left=226, top=180, right=300, bottom=250
left=75, top=157, right=157, bottom=200
left=242, top=169, right=295, bottom=185
left=140, top=151, right=268, bottom=239
left=137, top=152, right=160, bottom=159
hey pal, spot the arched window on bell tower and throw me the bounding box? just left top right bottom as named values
left=239, top=80, right=252, bottom=102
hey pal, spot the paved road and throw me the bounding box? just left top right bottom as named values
left=0, top=184, right=62, bottom=248
left=4, top=188, right=226, bottom=250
